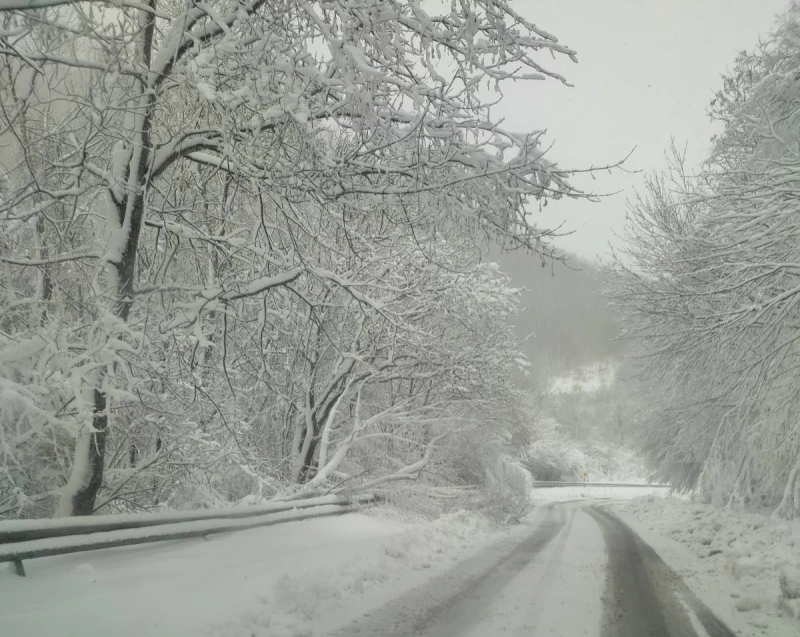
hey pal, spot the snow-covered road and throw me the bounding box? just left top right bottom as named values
left=332, top=500, right=736, bottom=637
left=2, top=486, right=775, bottom=637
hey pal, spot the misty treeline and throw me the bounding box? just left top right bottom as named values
left=613, top=2, right=800, bottom=519
left=0, top=1, right=604, bottom=519
left=499, top=253, right=620, bottom=378
left=523, top=363, right=643, bottom=483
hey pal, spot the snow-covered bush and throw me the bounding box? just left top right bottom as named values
left=522, top=417, right=586, bottom=481
left=482, top=458, right=533, bottom=523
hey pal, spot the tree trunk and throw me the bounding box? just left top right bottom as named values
left=774, top=459, right=800, bottom=520
left=36, top=210, right=54, bottom=324
left=54, top=0, right=156, bottom=517
left=54, top=389, right=109, bottom=517
left=299, top=437, right=320, bottom=483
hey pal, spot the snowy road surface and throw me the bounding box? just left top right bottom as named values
left=334, top=501, right=737, bottom=637
left=0, top=487, right=748, bottom=637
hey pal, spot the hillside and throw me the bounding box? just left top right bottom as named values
left=492, top=249, right=622, bottom=380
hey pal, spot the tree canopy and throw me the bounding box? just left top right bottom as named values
left=0, top=0, right=587, bottom=517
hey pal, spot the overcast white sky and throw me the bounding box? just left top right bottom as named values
left=494, top=0, right=789, bottom=262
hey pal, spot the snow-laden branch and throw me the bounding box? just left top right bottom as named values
left=0, top=0, right=163, bottom=11
left=218, top=267, right=304, bottom=302
left=0, top=252, right=101, bottom=265
left=347, top=432, right=450, bottom=492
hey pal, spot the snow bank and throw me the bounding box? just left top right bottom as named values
left=616, top=496, right=800, bottom=635
left=210, top=509, right=498, bottom=637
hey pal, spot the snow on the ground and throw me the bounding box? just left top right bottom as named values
left=614, top=496, right=800, bottom=636
left=0, top=508, right=507, bottom=637
left=214, top=509, right=508, bottom=637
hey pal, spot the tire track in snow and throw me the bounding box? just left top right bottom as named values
left=329, top=504, right=568, bottom=637
left=588, top=505, right=737, bottom=637
left=505, top=504, right=578, bottom=635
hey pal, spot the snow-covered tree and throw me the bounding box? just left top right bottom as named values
left=613, top=3, right=800, bottom=518
left=1, top=0, right=589, bottom=516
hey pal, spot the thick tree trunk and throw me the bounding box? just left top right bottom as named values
left=54, top=213, right=141, bottom=517
left=299, top=437, right=320, bottom=483
left=299, top=374, right=357, bottom=482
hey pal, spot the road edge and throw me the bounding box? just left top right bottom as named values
left=606, top=502, right=798, bottom=637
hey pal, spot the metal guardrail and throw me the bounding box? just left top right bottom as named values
left=0, top=494, right=376, bottom=577
left=0, top=493, right=370, bottom=543
left=532, top=481, right=670, bottom=489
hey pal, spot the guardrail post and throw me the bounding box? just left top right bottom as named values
left=13, top=558, right=26, bottom=577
